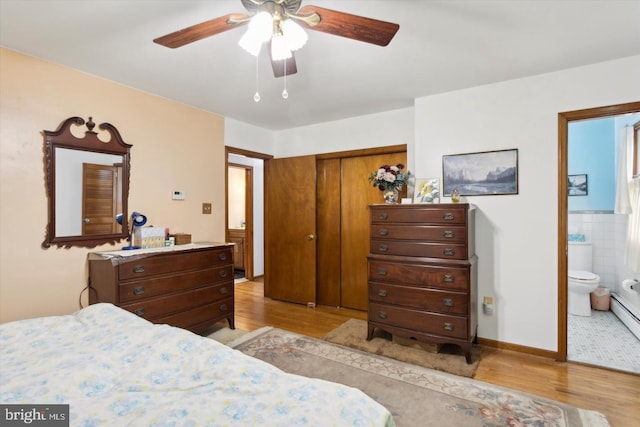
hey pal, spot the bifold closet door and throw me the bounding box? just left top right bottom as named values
left=339, top=153, right=407, bottom=310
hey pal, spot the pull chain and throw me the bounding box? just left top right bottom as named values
left=282, top=58, right=289, bottom=99
left=253, top=55, right=261, bottom=102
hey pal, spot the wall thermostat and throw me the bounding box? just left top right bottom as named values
left=172, top=190, right=186, bottom=200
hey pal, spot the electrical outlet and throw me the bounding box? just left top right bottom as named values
left=202, top=203, right=212, bottom=214
left=483, top=296, right=494, bottom=315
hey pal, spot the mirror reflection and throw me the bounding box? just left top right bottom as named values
left=55, top=148, right=124, bottom=237
left=43, top=116, right=132, bottom=249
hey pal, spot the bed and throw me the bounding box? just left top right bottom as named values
left=0, top=303, right=395, bottom=426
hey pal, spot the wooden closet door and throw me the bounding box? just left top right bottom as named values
left=340, top=152, right=407, bottom=310
left=264, top=156, right=317, bottom=305
left=316, top=158, right=341, bottom=306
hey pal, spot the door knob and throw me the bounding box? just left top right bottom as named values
left=83, top=218, right=90, bottom=223
left=307, top=234, right=316, bottom=241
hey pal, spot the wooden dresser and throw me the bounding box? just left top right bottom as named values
left=367, top=203, right=477, bottom=363
left=89, top=243, right=234, bottom=334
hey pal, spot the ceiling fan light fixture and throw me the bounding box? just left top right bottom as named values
left=271, top=33, right=292, bottom=61
left=238, top=29, right=263, bottom=56
left=281, top=19, right=308, bottom=51
left=238, top=11, right=273, bottom=56
left=250, top=11, right=273, bottom=42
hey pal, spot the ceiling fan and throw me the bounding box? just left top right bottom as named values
left=153, top=0, right=400, bottom=78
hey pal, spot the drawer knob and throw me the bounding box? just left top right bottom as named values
left=443, top=298, right=454, bottom=307
left=378, top=289, right=388, bottom=297
left=443, top=248, right=456, bottom=256
left=443, top=230, right=455, bottom=239
left=219, top=270, right=228, bottom=278
left=443, top=274, right=454, bottom=283
left=378, top=213, right=388, bottom=220
left=378, top=244, right=389, bottom=252
left=134, top=308, right=145, bottom=316
left=220, top=304, right=228, bottom=312
left=133, top=286, right=145, bottom=296
left=443, top=213, right=455, bottom=221
left=377, top=268, right=387, bottom=276
left=132, top=265, right=145, bottom=274
left=219, top=253, right=227, bottom=261
left=378, top=228, right=389, bottom=236
left=378, top=311, right=388, bottom=319
left=220, top=286, right=228, bottom=294
left=443, top=323, right=455, bottom=331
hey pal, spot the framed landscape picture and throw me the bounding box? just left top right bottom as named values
left=568, top=174, right=588, bottom=196
left=442, top=149, right=518, bottom=196
left=414, top=178, right=440, bottom=203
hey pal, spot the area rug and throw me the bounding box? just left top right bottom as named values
left=323, top=318, right=480, bottom=378
left=230, top=327, right=609, bottom=427
left=206, top=324, right=248, bottom=345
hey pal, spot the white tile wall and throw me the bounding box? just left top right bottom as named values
left=568, top=213, right=629, bottom=292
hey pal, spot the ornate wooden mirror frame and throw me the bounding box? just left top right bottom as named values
left=42, top=116, right=132, bottom=248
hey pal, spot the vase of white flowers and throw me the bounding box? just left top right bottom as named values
left=368, top=164, right=411, bottom=204
left=382, top=187, right=399, bottom=204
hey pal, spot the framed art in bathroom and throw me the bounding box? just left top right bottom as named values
left=414, top=178, right=440, bottom=203
left=442, top=149, right=518, bottom=196
left=568, top=174, right=588, bottom=196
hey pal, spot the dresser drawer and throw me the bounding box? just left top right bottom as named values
left=118, top=247, right=233, bottom=280
left=119, top=266, right=232, bottom=303
left=369, top=260, right=469, bottom=291
left=371, top=239, right=467, bottom=260
left=369, top=282, right=467, bottom=315
left=154, top=299, right=233, bottom=331
left=369, top=302, right=468, bottom=339
left=120, top=284, right=231, bottom=320
left=371, top=206, right=467, bottom=225
left=371, top=224, right=467, bottom=243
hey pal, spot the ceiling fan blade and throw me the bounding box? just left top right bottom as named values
left=297, top=5, right=399, bottom=46
left=271, top=52, right=298, bottom=78
left=154, top=13, right=250, bottom=48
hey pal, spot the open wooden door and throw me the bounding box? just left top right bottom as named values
left=265, top=155, right=317, bottom=304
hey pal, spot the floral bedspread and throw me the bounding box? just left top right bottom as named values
left=0, top=303, right=395, bottom=426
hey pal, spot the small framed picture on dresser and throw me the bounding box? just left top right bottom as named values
left=414, top=178, right=440, bottom=203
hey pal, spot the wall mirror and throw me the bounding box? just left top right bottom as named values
left=42, top=116, right=132, bottom=248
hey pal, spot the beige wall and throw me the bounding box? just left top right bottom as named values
left=0, top=48, right=226, bottom=323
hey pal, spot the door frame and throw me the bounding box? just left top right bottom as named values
left=557, top=101, right=640, bottom=361
left=228, top=162, right=253, bottom=278
left=226, top=147, right=273, bottom=281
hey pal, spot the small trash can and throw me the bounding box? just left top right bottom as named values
left=590, top=287, right=610, bottom=311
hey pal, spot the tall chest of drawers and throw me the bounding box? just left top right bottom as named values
left=89, top=243, right=234, bottom=334
left=367, top=204, right=477, bottom=363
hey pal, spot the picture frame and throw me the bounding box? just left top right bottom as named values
left=414, top=178, right=440, bottom=203
left=568, top=174, right=588, bottom=196
left=442, top=149, right=518, bottom=196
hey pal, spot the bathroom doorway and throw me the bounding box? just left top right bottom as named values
left=225, top=147, right=271, bottom=282
left=558, top=101, right=640, bottom=374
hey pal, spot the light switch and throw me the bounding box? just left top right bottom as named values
left=202, top=203, right=212, bottom=214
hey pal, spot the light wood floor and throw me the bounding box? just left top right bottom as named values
left=232, top=280, right=639, bottom=427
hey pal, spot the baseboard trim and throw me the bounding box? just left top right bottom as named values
left=477, top=337, right=559, bottom=360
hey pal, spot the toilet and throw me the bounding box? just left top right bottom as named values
left=568, top=242, right=600, bottom=316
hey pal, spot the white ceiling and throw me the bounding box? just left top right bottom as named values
left=1, top=0, right=639, bottom=130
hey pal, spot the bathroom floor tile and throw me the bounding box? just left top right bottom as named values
left=568, top=309, right=640, bottom=374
